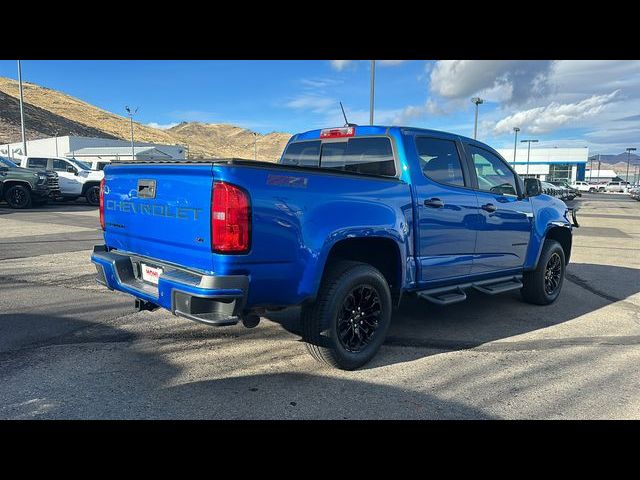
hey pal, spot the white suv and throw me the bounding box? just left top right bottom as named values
left=18, top=156, right=104, bottom=205
left=599, top=181, right=627, bottom=193
left=571, top=181, right=595, bottom=193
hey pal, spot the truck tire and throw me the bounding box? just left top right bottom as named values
left=300, top=260, right=392, bottom=370
left=4, top=184, right=32, bottom=209
left=85, top=185, right=100, bottom=206
left=521, top=239, right=566, bottom=305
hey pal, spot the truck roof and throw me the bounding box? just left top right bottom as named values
left=292, top=125, right=485, bottom=147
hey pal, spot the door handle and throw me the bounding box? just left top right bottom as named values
left=481, top=203, right=497, bottom=213
left=424, top=198, right=444, bottom=208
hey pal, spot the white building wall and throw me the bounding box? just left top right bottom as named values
left=497, top=147, right=589, bottom=164
left=0, top=136, right=185, bottom=160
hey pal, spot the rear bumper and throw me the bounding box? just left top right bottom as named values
left=91, top=245, right=248, bottom=326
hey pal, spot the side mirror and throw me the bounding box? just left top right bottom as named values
left=524, top=178, right=542, bottom=197
left=67, top=166, right=78, bottom=175
left=0, top=166, right=8, bottom=174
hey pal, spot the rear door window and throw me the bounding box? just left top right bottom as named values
left=27, top=158, right=48, bottom=169
left=415, top=137, right=465, bottom=187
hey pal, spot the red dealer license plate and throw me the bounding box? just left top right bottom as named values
left=141, top=263, right=163, bottom=285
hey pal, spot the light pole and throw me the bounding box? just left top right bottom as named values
left=369, top=60, right=376, bottom=126
left=17, top=60, right=27, bottom=157
left=125, top=106, right=138, bottom=161
left=625, top=147, right=636, bottom=186
left=54, top=131, right=59, bottom=157
left=471, top=97, right=484, bottom=140
left=253, top=132, right=258, bottom=161
left=521, top=139, right=538, bottom=176
left=512, top=127, right=520, bottom=165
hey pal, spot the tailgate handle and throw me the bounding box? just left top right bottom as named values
left=137, top=179, right=157, bottom=199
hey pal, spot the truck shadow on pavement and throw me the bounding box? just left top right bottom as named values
left=265, top=262, right=640, bottom=370
left=0, top=312, right=492, bottom=419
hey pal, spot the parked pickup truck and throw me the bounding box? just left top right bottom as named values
left=18, top=156, right=103, bottom=206
left=91, top=126, right=578, bottom=370
left=0, top=156, right=60, bottom=208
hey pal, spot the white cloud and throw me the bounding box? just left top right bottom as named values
left=493, top=90, right=620, bottom=135
left=392, top=99, right=445, bottom=124
left=377, top=60, right=407, bottom=67
left=329, top=60, right=407, bottom=71
left=146, top=122, right=178, bottom=130
left=329, top=60, right=353, bottom=71
left=284, top=95, right=336, bottom=113
left=300, top=78, right=343, bottom=89
left=430, top=60, right=553, bottom=104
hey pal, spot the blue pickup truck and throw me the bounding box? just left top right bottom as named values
left=91, top=125, right=577, bottom=370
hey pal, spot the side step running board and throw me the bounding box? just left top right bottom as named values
left=472, top=277, right=523, bottom=295
left=417, top=287, right=467, bottom=306
left=417, top=275, right=523, bottom=306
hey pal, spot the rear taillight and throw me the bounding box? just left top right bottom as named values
left=211, top=181, right=251, bottom=254
left=99, top=178, right=105, bottom=230
left=320, top=126, right=355, bottom=138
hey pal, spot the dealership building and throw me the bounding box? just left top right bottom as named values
left=496, top=147, right=589, bottom=183
left=0, top=136, right=186, bottom=163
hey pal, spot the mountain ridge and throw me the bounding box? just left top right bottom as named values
left=0, top=76, right=291, bottom=161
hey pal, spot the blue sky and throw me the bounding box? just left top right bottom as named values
left=1, top=60, right=638, bottom=154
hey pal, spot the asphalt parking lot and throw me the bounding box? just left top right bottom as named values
left=1, top=194, right=639, bottom=419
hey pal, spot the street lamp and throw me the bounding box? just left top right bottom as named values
left=512, top=127, right=520, bottom=165
left=521, top=139, right=538, bottom=175
left=17, top=60, right=27, bottom=157
left=471, top=97, right=484, bottom=140
left=125, top=106, right=139, bottom=161
left=253, top=132, right=258, bottom=161
left=370, top=60, right=376, bottom=126
left=625, top=147, right=636, bottom=186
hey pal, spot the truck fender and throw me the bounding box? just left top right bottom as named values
left=301, top=228, right=407, bottom=304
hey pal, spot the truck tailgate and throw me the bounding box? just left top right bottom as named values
left=103, top=163, right=214, bottom=272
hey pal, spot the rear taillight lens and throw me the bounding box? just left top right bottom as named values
left=99, top=178, right=105, bottom=230
left=211, top=181, right=251, bottom=254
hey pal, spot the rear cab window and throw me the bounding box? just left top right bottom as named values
left=281, top=137, right=396, bottom=178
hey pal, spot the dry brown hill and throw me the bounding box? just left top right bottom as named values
left=0, top=77, right=291, bottom=161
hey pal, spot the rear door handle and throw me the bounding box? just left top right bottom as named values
left=424, top=198, right=444, bottom=208
left=481, top=203, right=497, bottom=213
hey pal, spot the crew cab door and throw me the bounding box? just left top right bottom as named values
left=51, top=158, right=82, bottom=195
left=463, top=143, right=533, bottom=274
left=410, top=134, right=479, bottom=284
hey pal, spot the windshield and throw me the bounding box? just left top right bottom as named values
left=67, top=158, right=91, bottom=171
left=0, top=156, right=18, bottom=168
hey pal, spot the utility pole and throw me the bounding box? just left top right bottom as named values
left=471, top=97, right=484, bottom=140
left=54, top=131, right=59, bottom=157
left=512, top=127, right=520, bottom=165
left=125, top=106, right=138, bottom=161
left=521, top=139, right=538, bottom=176
left=17, top=60, right=28, bottom=157
left=369, top=60, right=376, bottom=125
left=625, top=147, right=636, bottom=186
